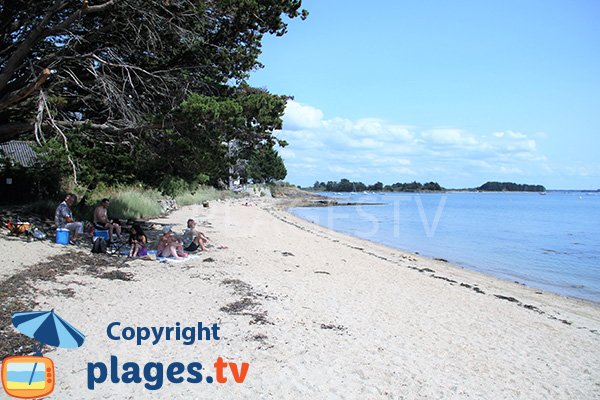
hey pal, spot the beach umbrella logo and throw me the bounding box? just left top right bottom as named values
left=1, top=310, right=85, bottom=399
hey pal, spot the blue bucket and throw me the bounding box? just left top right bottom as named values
left=56, top=228, right=70, bottom=245
left=93, top=229, right=109, bottom=241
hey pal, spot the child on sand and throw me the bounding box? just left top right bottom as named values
left=128, top=224, right=148, bottom=257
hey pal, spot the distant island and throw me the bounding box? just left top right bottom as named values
left=307, top=179, right=546, bottom=193
left=310, top=179, right=444, bottom=192
left=476, top=181, right=546, bottom=192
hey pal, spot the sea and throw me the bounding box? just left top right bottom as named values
left=289, top=191, right=600, bottom=303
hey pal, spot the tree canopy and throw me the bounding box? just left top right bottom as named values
left=0, top=0, right=306, bottom=192
left=311, top=179, right=445, bottom=192
left=477, top=182, right=546, bottom=192
left=245, top=146, right=287, bottom=183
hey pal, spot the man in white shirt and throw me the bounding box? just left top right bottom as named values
left=55, top=193, right=84, bottom=244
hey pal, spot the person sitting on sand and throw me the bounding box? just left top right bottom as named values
left=157, top=226, right=187, bottom=259
left=55, top=193, right=84, bottom=244
left=128, top=224, right=148, bottom=257
left=93, top=198, right=121, bottom=242
left=182, top=219, right=209, bottom=252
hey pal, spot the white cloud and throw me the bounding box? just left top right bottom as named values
left=276, top=102, right=550, bottom=186
left=421, top=129, right=479, bottom=147
left=282, top=100, right=324, bottom=130
left=507, top=131, right=527, bottom=139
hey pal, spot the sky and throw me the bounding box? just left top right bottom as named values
left=248, top=0, right=600, bottom=189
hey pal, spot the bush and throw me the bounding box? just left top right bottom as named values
left=158, top=177, right=194, bottom=197
left=86, top=185, right=163, bottom=220
left=175, top=186, right=229, bottom=207
left=109, top=189, right=163, bottom=219
left=25, top=200, right=57, bottom=220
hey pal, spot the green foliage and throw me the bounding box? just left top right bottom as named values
left=104, top=189, right=164, bottom=220
left=245, top=147, right=287, bottom=183
left=177, top=90, right=289, bottom=186
left=83, top=185, right=163, bottom=220
left=175, top=186, right=230, bottom=207
left=38, top=134, right=139, bottom=191
left=1, top=0, right=308, bottom=141
left=158, top=177, right=196, bottom=197
left=477, top=181, right=546, bottom=192
left=311, top=179, right=445, bottom=192
left=1, top=0, right=304, bottom=200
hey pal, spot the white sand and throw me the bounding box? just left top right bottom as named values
left=2, top=199, right=599, bottom=399
left=0, top=236, right=66, bottom=282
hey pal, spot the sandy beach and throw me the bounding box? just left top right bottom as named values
left=1, top=198, right=599, bottom=399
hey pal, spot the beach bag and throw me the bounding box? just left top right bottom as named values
left=91, top=237, right=107, bottom=254
left=32, top=228, right=47, bottom=240
left=8, top=221, right=30, bottom=236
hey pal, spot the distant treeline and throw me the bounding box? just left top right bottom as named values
left=477, top=181, right=546, bottom=192
left=311, top=179, right=444, bottom=192
left=308, top=179, right=546, bottom=193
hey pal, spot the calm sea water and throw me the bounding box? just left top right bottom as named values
left=289, top=192, right=600, bottom=303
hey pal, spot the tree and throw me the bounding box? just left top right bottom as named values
left=0, top=0, right=307, bottom=189
left=477, top=181, right=545, bottom=192
left=245, top=147, right=286, bottom=183
left=368, top=181, right=383, bottom=191
left=0, top=1, right=308, bottom=138
left=423, top=181, right=442, bottom=191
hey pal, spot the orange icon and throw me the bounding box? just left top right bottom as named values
left=1, top=356, right=55, bottom=399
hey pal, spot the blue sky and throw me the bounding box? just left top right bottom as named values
left=248, top=1, right=600, bottom=189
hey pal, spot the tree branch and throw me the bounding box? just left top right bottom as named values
left=0, top=1, right=66, bottom=92
left=0, top=0, right=119, bottom=94
left=50, top=0, right=120, bottom=34
left=0, top=122, right=36, bottom=143
left=0, top=68, right=51, bottom=109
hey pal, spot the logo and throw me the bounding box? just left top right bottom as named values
left=1, top=310, right=85, bottom=399
left=1, top=356, right=54, bottom=399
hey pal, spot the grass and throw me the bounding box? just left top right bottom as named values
left=108, top=189, right=164, bottom=219
left=85, top=185, right=163, bottom=220
left=175, top=186, right=236, bottom=206
left=22, top=184, right=240, bottom=223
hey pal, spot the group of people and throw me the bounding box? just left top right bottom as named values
left=55, top=194, right=121, bottom=244
left=54, top=194, right=209, bottom=258
left=156, top=219, right=209, bottom=260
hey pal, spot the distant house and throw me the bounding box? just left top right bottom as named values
left=0, top=140, right=40, bottom=168
left=0, top=141, right=43, bottom=202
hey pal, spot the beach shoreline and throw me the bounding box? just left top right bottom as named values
left=283, top=190, right=600, bottom=304
left=272, top=201, right=599, bottom=323
left=282, top=201, right=600, bottom=307
left=1, top=198, right=599, bottom=399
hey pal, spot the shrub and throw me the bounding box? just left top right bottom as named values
left=109, top=189, right=163, bottom=219
left=25, top=200, right=57, bottom=220
left=87, top=185, right=163, bottom=220
left=175, top=186, right=229, bottom=207
left=158, top=177, right=193, bottom=197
